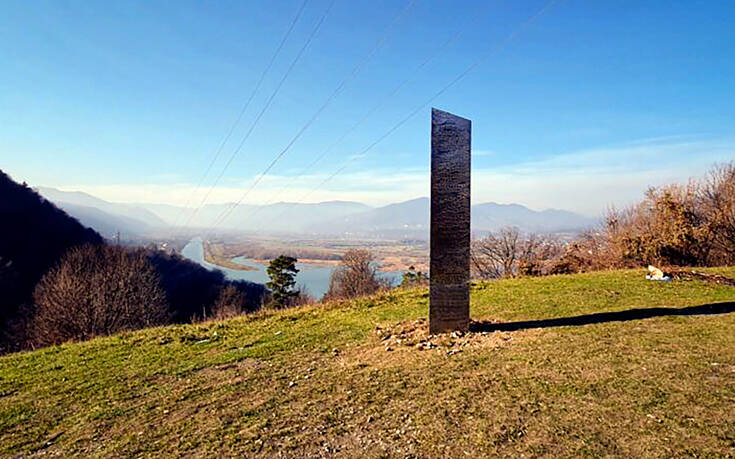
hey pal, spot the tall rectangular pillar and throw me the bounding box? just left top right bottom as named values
left=430, top=108, right=471, bottom=334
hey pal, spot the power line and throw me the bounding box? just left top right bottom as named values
left=171, top=0, right=310, bottom=232
left=263, top=0, right=561, bottom=224
left=244, top=9, right=476, bottom=226
left=181, top=0, right=336, bottom=231
left=205, top=0, right=419, bottom=232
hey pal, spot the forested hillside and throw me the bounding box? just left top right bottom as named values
left=0, top=170, right=103, bottom=351
left=0, top=171, right=266, bottom=352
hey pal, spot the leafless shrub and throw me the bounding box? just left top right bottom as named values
left=551, top=163, right=735, bottom=272
left=518, top=235, right=566, bottom=276
left=30, top=244, right=168, bottom=346
left=325, top=249, right=387, bottom=300
left=699, top=162, right=735, bottom=265
left=548, top=228, right=622, bottom=274
left=211, top=284, right=248, bottom=319
left=471, top=163, right=735, bottom=278
left=550, top=184, right=714, bottom=274
left=471, top=227, right=564, bottom=279
left=605, top=183, right=713, bottom=267
left=471, top=227, right=520, bottom=279
left=146, top=251, right=266, bottom=323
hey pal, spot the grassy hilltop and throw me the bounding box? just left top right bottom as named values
left=1, top=269, right=735, bottom=458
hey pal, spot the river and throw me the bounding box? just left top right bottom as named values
left=181, top=238, right=402, bottom=299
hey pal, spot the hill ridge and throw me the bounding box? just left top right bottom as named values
left=1, top=269, right=734, bottom=457
left=36, top=187, right=596, bottom=236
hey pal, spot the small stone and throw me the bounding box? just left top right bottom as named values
left=289, top=381, right=296, bottom=388
left=385, top=347, right=393, bottom=352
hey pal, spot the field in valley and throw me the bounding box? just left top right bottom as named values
left=206, top=236, right=429, bottom=272
left=1, top=268, right=734, bottom=457
left=202, top=241, right=259, bottom=271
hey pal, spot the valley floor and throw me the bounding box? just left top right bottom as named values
left=1, top=269, right=735, bottom=457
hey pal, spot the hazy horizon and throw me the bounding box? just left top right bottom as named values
left=34, top=182, right=594, bottom=216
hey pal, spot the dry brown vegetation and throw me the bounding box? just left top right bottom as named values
left=30, top=244, right=169, bottom=347
left=325, top=249, right=389, bottom=300
left=213, top=239, right=344, bottom=262
left=22, top=244, right=267, bottom=350
left=702, top=163, right=735, bottom=262
left=0, top=170, right=103, bottom=352
left=471, top=227, right=564, bottom=279
left=594, top=162, right=735, bottom=269
left=473, top=162, right=735, bottom=279
left=211, top=285, right=249, bottom=320
left=203, top=241, right=258, bottom=271
left=207, top=237, right=429, bottom=272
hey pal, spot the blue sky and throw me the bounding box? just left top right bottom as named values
left=1, top=0, right=734, bottom=216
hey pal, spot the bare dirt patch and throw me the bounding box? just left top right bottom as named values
left=373, top=318, right=528, bottom=355
left=334, top=317, right=532, bottom=372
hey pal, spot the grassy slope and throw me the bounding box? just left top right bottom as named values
left=1, top=269, right=735, bottom=458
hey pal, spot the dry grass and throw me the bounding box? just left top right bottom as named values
left=1, top=268, right=734, bottom=457
left=203, top=241, right=258, bottom=271
left=212, top=236, right=428, bottom=272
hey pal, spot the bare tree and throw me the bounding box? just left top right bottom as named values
left=700, top=162, right=735, bottom=264
left=31, top=244, right=169, bottom=346
left=325, top=249, right=386, bottom=300
left=471, top=227, right=521, bottom=278
left=211, top=284, right=247, bottom=319
left=518, top=234, right=565, bottom=276
left=478, top=163, right=735, bottom=276
left=472, top=227, right=564, bottom=279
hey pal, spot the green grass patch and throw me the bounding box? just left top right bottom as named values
left=1, top=268, right=734, bottom=457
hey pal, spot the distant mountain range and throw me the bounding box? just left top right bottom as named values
left=313, top=197, right=596, bottom=238
left=35, top=187, right=166, bottom=238
left=37, top=187, right=597, bottom=239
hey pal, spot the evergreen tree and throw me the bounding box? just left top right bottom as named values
left=266, top=255, right=299, bottom=307
left=400, top=265, right=428, bottom=287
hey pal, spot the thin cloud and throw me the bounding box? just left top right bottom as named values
left=60, top=137, right=734, bottom=216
